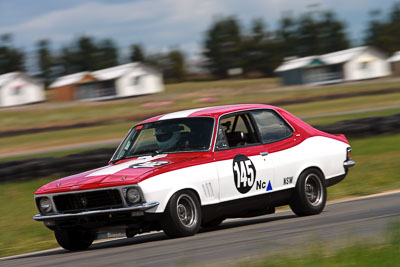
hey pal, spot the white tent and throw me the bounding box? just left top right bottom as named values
left=50, top=63, right=164, bottom=101
left=387, top=51, right=400, bottom=63
left=48, top=72, right=90, bottom=89
left=275, top=46, right=391, bottom=85
left=0, top=72, right=45, bottom=107
left=387, top=51, right=400, bottom=76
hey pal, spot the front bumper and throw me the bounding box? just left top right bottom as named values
left=33, top=201, right=159, bottom=221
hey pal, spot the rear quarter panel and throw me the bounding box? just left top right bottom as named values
left=271, top=136, right=349, bottom=191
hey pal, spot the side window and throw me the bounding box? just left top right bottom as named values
left=13, top=85, right=22, bottom=95
left=133, top=74, right=147, bottom=86
left=133, top=76, right=141, bottom=86
left=360, top=62, right=368, bottom=70
left=215, top=113, right=259, bottom=150
left=251, top=110, right=293, bottom=143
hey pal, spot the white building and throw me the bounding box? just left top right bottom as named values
left=49, top=63, right=164, bottom=101
left=275, top=46, right=391, bottom=85
left=388, top=51, right=400, bottom=76
left=0, top=72, right=45, bottom=108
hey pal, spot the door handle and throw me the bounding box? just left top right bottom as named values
left=260, top=151, right=269, bottom=156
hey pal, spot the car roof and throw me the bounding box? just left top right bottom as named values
left=140, top=104, right=278, bottom=123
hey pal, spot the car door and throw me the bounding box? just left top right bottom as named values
left=213, top=111, right=275, bottom=203
left=249, top=109, right=299, bottom=192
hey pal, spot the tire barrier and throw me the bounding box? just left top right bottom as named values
left=0, top=113, right=399, bottom=184
left=315, top=113, right=400, bottom=137
left=271, top=87, right=400, bottom=106
left=0, top=148, right=115, bottom=184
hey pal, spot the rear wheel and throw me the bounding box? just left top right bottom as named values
left=161, top=190, right=201, bottom=238
left=54, top=229, right=95, bottom=251
left=290, top=169, right=326, bottom=216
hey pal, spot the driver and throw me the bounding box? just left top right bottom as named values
left=154, top=124, right=182, bottom=151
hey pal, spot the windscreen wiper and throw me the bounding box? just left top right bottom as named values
left=110, top=155, right=136, bottom=164
left=151, top=150, right=163, bottom=157
left=110, top=157, right=124, bottom=164
left=111, top=151, right=163, bottom=164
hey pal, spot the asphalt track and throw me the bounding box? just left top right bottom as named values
left=2, top=192, right=400, bottom=267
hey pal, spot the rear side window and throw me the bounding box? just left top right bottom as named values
left=251, top=110, right=293, bottom=143
left=215, top=113, right=260, bottom=150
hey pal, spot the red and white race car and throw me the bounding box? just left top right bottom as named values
left=33, top=104, right=355, bottom=250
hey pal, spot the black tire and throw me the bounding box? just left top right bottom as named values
left=161, top=190, right=202, bottom=238
left=289, top=169, right=327, bottom=216
left=54, top=229, right=95, bottom=251
left=201, top=218, right=224, bottom=228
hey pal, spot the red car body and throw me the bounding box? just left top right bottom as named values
left=34, top=104, right=355, bottom=251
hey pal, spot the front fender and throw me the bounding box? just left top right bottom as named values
left=138, top=162, right=220, bottom=213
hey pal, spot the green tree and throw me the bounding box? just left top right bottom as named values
left=130, top=44, right=145, bottom=62
left=164, top=49, right=185, bottom=82
left=242, top=18, right=280, bottom=76
left=319, top=11, right=349, bottom=53
left=145, top=48, right=186, bottom=83
left=203, top=16, right=243, bottom=78
left=76, top=36, right=100, bottom=71
left=276, top=14, right=298, bottom=57
left=55, top=36, right=119, bottom=75
left=56, top=47, right=76, bottom=75
left=242, top=18, right=267, bottom=75
left=36, top=39, right=53, bottom=86
left=276, top=10, right=349, bottom=57
left=365, top=3, right=400, bottom=54
left=0, top=34, right=25, bottom=74
left=296, top=13, right=322, bottom=56
left=295, top=11, right=349, bottom=56
left=97, top=38, right=118, bottom=69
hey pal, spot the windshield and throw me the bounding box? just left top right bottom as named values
left=111, top=117, right=214, bottom=161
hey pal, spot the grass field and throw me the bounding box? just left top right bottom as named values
left=1, top=77, right=399, bottom=257
left=1, top=85, right=399, bottom=156
left=0, top=177, right=58, bottom=257
left=0, top=122, right=128, bottom=156
left=304, top=107, right=400, bottom=126
left=282, top=92, right=400, bottom=118
left=0, top=144, right=117, bottom=162
left=1, top=133, right=399, bottom=257
left=1, top=78, right=400, bottom=132
left=240, top=222, right=400, bottom=267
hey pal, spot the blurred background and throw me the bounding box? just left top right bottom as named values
left=0, top=0, right=399, bottom=264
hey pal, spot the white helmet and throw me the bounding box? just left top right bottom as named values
left=154, top=125, right=181, bottom=151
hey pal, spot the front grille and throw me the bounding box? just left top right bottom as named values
left=53, top=189, right=123, bottom=213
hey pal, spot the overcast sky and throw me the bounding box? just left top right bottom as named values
left=0, top=0, right=399, bottom=59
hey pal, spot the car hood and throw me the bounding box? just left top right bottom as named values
left=35, top=153, right=201, bottom=194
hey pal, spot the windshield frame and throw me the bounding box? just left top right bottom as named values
left=109, top=116, right=216, bottom=163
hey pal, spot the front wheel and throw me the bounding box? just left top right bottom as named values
left=161, top=190, right=202, bottom=238
left=201, top=218, right=224, bottom=228
left=289, top=169, right=327, bottom=216
left=54, top=229, right=95, bottom=251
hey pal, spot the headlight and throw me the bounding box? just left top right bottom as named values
left=39, top=197, right=52, bottom=214
left=126, top=188, right=141, bottom=205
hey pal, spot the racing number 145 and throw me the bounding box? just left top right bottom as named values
left=233, top=160, right=254, bottom=188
